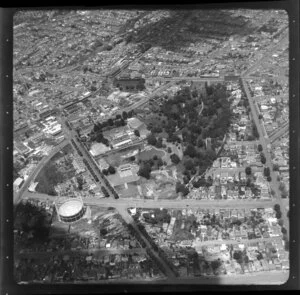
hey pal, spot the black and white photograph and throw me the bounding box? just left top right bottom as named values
left=6, top=4, right=297, bottom=290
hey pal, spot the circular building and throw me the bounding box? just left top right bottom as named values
left=57, top=198, right=86, bottom=223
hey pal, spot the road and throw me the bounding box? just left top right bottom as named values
left=22, top=191, right=276, bottom=210
left=14, top=140, right=70, bottom=205
left=269, top=123, right=289, bottom=143
left=207, top=166, right=264, bottom=175
left=241, top=79, right=289, bottom=238
left=146, top=76, right=224, bottom=83
left=16, top=248, right=147, bottom=259
left=62, top=120, right=114, bottom=194
left=241, top=28, right=288, bottom=77
left=193, top=236, right=283, bottom=247
left=116, top=206, right=177, bottom=278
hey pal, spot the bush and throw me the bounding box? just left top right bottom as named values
left=170, top=153, right=180, bottom=164
left=245, top=167, right=252, bottom=175
left=108, top=165, right=116, bottom=174
left=134, top=129, right=140, bottom=137
left=147, top=133, right=157, bottom=146
left=274, top=204, right=280, bottom=212
left=276, top=211, right=282, bottom=219
left=260, top=154, right=266, bottom=164
left=138, top=163, right=151, bottom=179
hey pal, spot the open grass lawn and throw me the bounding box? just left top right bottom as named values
left=138, top=147, right=165, bottom=161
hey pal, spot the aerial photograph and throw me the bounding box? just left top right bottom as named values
left=13, top=9, right=289, bottom=285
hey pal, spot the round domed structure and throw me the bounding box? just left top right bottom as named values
left=57, top=198, right=85, bottom=223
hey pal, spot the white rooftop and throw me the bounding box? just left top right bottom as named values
left=58, top=199, right=83, bottom=217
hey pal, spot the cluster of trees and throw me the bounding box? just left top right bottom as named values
left=175, top=182, right=190, bottom=196
left=245, top=166, right=252, bottom=175
left=76, top=176, right=84, bottom=190
left=14, top=202, right=51, bottom=241
left=260, top=153, right=266, bottom=164
left=252, top=125, right=259, bottom=139
left=274, top=204, right=282, bottom=219
left=36, top=163, right=65, bottom=196
left=211, top=259, right=223, bottom=275
left=279, top=182, right=289, bottom=198
left=193, top=176, right=213, bottom=188
left=149, top=84, right=231, bottom=149
left=89, top=110, right=134, bottom=143
left=263, top=167, right=272, bottom=182
left=146, top=133, right=164, bottom=149
left=170, top=153, right=180, bottom=164
left=143, top=209, right=171, bottom=224
left=274, top=204, right=288, bottom=243
left=137, top=156, right=164, bottom=179
left=102, top=165, right=116, bottom=176
left=232, top=249, right=249, bottom=267
left=101, top=186, right=110, bottom=198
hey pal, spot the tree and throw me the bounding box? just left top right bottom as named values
left=138, top=164, right=151, bottom=179
left=108, top=118, right=114, bottom=126
left=245, top=166, right=252, bottom=175
left=184, top=159, right=195, bottom=170
left=276, top=211, right=282, bottom=219
left=156, top=138, right=163, bottom=148
left=281, top=227, right=287, bottom=235
left=102, top=169, right=109, bottom=176
left=167, top=147, right=172, bottom=153
left=274, top=204, right=280, bottom=212
left=100, top=228, right=108, bottom=236
left=170, top=153, right=180, bottom=164
left=267, top=176, right=272, bottom=182
left=233, top=251, right=242, bottom=262
left=211, top=260, right=222, bottom=272
left=122, top=111, right=128, bottom=120
left=157, top=158, right=163, bottom=167
left=130, top=156, right=136, bottom=161
left=278, top=219, right=284, bottom=227
left=134, top=129, right=140, bottom=137
left=176, top=182, right=189, bottom=196
left=184, top=144, right=197, bottom=158
left=252, top=125, right=259, bottom=138
left=260, top=154, right=266, bottom=164
left=120, top=118, right=126, bottom=126
left=108, top=166, right=116, bottom=174
left=147, top=133, right=157, bottom=146
left=258, top=144, right=263, bottom=152
left=264, top=167, right=270, bottom=177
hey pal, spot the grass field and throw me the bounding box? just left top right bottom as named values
left=138, top=147, right=165, bottom=161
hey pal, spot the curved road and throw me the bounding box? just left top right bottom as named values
left=14, top=140, right=70, bottom=205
